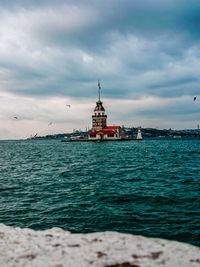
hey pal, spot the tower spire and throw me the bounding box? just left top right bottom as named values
left=98, top=80, right=101, bottom=101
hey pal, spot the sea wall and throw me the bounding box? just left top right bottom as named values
left=0, top=223, right=199, bottom=267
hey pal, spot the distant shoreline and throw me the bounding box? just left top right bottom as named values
left=0, top=127, right=200, bottom=141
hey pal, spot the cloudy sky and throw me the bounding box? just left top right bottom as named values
left=0, top=0, right=200, bottom=139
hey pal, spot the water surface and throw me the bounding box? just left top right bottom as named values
left=0, top=139, right=199, bottom=246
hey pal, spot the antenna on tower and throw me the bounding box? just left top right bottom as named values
left=98, top=80, right=101, bottom=101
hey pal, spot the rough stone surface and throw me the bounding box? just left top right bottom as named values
left=0, top=224, right=199, bottom=267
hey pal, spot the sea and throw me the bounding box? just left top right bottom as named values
left=0, top=139, right=199, bottom=247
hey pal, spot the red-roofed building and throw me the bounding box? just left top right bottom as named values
left=88, top=81, right=125, bottom=140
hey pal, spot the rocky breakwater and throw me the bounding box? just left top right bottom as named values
left=0, top=224, right=199, bottom=267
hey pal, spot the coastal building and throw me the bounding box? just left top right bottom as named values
left=88, top=81, right=125, bottom=140
left=136, top=127, right=143, bottom=140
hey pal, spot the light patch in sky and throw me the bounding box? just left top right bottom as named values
left=82, top=53, right=94, bottom=64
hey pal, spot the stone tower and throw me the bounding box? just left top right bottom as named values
left=92, top=81, right=107, bottom=131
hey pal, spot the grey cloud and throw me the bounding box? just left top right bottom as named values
left=1, top=1, right=200, bottom=101
left=138, top=106, right=200, bottom=118
left=149, top=76, right=199, bottom=90
left=4, top=0, right=198, bottom=53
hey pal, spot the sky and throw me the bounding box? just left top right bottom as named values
left=0, top=0, right=200, bottom=139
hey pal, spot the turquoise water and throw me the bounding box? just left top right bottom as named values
left=0, top=140, right=199, bottom=246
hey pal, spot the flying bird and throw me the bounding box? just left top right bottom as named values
left=66, top=104, right=71, bottom=108
left=193, top=96, right=197, bottom=101
left=13, top=116, right=18, bottom=119
left=48, top=122, right=53, bottom=126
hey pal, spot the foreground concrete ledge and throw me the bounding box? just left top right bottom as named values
left=0, top=224, right=199, bottom=267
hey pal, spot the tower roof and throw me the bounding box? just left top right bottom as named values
left=94, top=81, right=105, bottom=112
left=94, top=100, right=105, bottom=112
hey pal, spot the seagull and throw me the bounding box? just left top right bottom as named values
left=66, top=104, right=71, bottom=108
left=13, top=116, right=18, bottom=119
left=48, top=122, right=53, bottom=126
left=193, top=96, right=197, bottom=101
